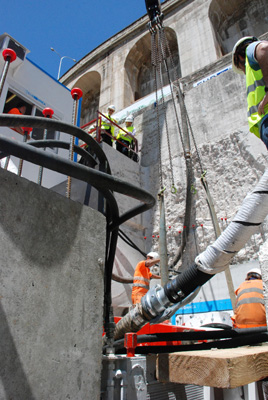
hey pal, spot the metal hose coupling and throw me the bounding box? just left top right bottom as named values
left=114, top=303, right=150, bottom=341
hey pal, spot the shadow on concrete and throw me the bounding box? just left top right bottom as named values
left=0, top=301, right=36, bottom=400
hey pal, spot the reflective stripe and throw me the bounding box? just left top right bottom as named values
left=134, top=276, right=150, bottom=284
left=237, top=287, right=263, bottom=298
left=133, top=283, right=149, bottom=289
left=246, top=55, right=268, bottom=137
left=247, top=105, right=259, bottom=117
left=117, top=126, right=134, bottom=143
left=247, top=78, right=265, bottom=96
left=237, top=297, right=265, bottom=307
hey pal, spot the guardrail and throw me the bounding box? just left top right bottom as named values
left=80, top=110, right=139, bottom=161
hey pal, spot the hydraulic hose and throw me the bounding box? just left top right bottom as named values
left=106, top=326, right=268, bottom=353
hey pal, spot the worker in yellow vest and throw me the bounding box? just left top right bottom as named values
left=232, top=36, right=268, bottom=149
left=116, top=115, right=136, bottom=158
left=101, top=105, right=117, bottom=146
left=231, top=268, right=266, bottom=329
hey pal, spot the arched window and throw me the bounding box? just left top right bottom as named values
left=124, top=28, right=180, bottom=107
left=209, top=0, right=268, bottom=55
left=73, top=71, right=101, bottom=126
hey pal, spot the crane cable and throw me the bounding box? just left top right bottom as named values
left=150, top=21, right=198, bottom=272
left=154, top=24, right=236, bottom=307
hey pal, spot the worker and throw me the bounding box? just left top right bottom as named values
left=231, top=268, right=267, bottom=329
left=101, top=105, right=117, bottom=146
left=116, top=114, right=136, bottom=159
left=0, top=103, right=27, bottom=173
left=232, top=36, right=268, bottom=149
left=7, top=103, right=27, bottom=135
left=131, top=251, right=161, bottom=305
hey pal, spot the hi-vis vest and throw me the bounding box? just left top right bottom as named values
left=232, top=279, right=266, bottom=329
left=246, top=56, right=268, bottom=137
left=117, top=126, right=134, bottom=144
left=101, top=114, right=116, bottom=136
left=132, top=261, right=151, bottom=296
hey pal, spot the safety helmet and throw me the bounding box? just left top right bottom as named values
left=107, top=104, right=115, bottom=112
left=246, top=267, right=262, bottom=277
left=125, top=115, right=134, bottom=123
left=147, top=251, right=159, bottom=260
left=232, top=36, right=258, bottom=75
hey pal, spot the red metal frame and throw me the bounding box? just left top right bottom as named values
left=80, top=111, right=139, bottom=157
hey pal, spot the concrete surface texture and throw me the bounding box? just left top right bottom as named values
left=0, top=168, right=106, bottom=400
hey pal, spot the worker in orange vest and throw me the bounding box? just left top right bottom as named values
left=131, top=252, right=161, bottom=305
left=8, top=103, right=27, bottom=135
left=231, top=268, right=267, bottom=329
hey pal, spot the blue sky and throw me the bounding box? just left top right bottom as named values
left=1, top=0, right=164, bottom=80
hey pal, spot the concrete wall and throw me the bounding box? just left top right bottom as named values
left=0, top=168, right=106, bottom=400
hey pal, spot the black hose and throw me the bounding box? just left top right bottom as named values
left=114, top=331, right=268, bottom=354
left=118, top=229, right=147, bottom=258
left=0, top=115, right=156, bottom=345
left=107, top=326, right=268, bottom=351
left=164, top=263, right=213, bottom=303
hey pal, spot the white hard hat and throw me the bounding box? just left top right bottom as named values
left=147, top=251, right=159, bottom=260
left=247, top=268, right=262, bottom=277
left=126, top=115, right=134, bottom=123
left=107, top=104, right=115, bottom=111
left=232, top=36, right=258, bottom=75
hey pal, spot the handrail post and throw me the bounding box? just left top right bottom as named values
left=0, top=48, right=16, bottom=97
left=17, top=127, right=32, bottom=177
left=37, top=108, right=54, bottom=185
left=66, top=88, right=83, bottom=199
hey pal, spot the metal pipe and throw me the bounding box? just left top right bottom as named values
left=17, top=129, right=29, bottom=176
left=37, top=108, right=54, bottom=185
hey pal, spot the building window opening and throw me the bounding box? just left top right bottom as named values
left=3, top=90, right=58, bottom=146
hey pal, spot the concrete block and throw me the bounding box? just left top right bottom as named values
left=0, top=168, right=106, bottom=400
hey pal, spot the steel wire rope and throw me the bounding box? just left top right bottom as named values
left=160, top=29, right=236, bottom=303
left=156, top=25, right=196, bottom=270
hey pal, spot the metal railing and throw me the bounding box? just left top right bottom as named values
left=80, top=110, right=139, bottom=160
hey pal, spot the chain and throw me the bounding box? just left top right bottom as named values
left=161, top=27, right=205, bottom=175
left=151, top=32, right=163, bottom=190
left=157, top=30, right=176, bottom=191
left=159, top=27, right=187, bottom=158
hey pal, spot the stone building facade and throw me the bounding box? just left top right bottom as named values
left=62, top=0, right=268, bottom=311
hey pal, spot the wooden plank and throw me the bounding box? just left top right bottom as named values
left=156, top=345, right=268, bottom=388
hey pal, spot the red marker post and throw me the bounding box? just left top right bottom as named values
left=0, top=48, right=16, bottom=97
left=37, top=108, right=54, bottom=185
left=17, top=127, right=32, bottom=177
left=66, top=88, right=83, bottom=199
left=1, top=49, right=17, bottom=170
